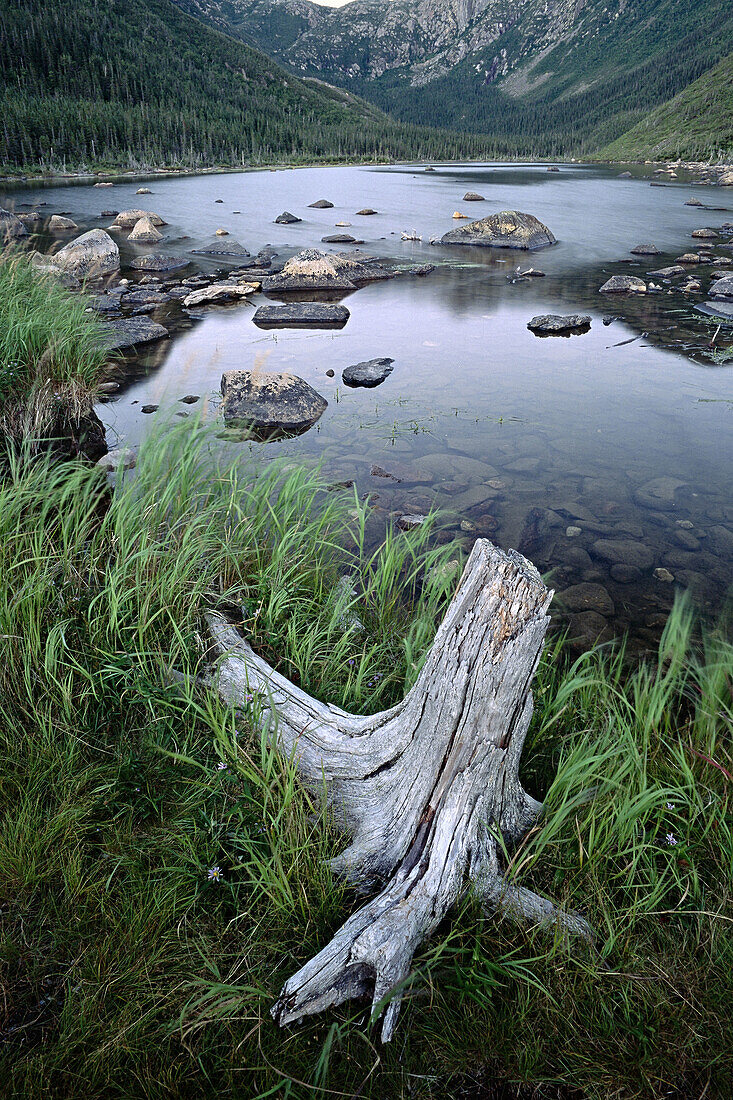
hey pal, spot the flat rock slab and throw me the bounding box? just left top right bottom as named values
left=630, top=244, right=660, bottom=255
left=99, top=317, right=169, bottom=351
left=129, top=253, right=192, bottom=271
left=441, top=210, right=556, bottom=250
left=252, top=303, right=349, bottom=329
left=695, top=301, right=733, bottom=320
left=527, top=314, right=591, bottom=335
left=123, top=288, right=170, bottom=307
left=342, top=357, right=394, bottom=388
left=648, top=265, right=686, bottom=277
left=221, top=369, right=327, bottom=434
left=633, top=476, right=688, bottom=510
left=183, top=281, right=257, bottom=307
left=322, top=233, right=357, bottom=243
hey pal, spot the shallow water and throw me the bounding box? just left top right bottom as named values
left=3, top=162, right=732, bottom=648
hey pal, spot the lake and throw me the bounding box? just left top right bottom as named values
left=3, top=161, right=732, bottom=650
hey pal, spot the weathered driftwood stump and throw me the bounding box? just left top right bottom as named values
left=206, top=539, right=590, bottom=1041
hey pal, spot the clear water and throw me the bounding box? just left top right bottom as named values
left=4, top=162, right=732, bottom=648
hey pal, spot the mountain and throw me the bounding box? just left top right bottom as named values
left=602, top=52, right=733, bottom=162
left=174, top=0, right=733, bottom=154
left=0, top=0, right=505, bottom=172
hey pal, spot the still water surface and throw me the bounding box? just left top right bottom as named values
left=3, top=163, right=732, bottom=648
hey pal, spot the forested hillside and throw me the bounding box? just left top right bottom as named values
left=0, top=0, right=510, bottom=171
left=177, top=0, right=733, bottom=156
left=602, top=53, right=733, bottom=162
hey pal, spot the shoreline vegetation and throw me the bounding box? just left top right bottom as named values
left=0, top=262, right=732, bottom=1097
left=0, top=417, right=731, bottom=1098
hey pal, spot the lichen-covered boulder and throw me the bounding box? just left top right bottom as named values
left=54, top=229, right=120, bottom=279
left=220, top=370, right=327, bottom=433
left=441, top=210, right=556, bottom=250
left=599, top=275, right=646, bottom=293
left=710, top=274, right=733, bottom=300
left=49, top=215, right=78, bottom=231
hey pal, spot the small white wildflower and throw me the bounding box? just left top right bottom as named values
left=666, top=802, right=676, bottom=811
left=665, top=833, right=677, bottom=846
left=207, top=866, right=223, bottom=882
left=217, top=761, right=227, bottom=771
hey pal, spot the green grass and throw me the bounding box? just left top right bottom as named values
left=0, top=425, right=731, bottom=1098
left=0, top=257, right=108, bottom=445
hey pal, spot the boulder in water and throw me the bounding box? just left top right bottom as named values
left=463, top=192, right=485, bottom=201
left=355, top=208, right=378, bottom=215
left=309, top=199, right=334, bottom=208
left=114, top=209, right=166, bottom=228
left=342, top=357, right=395, bottom=387
left=220, top=369, right=327, bottom=434
left=49, top=215, right=78, bottom=231
left=709, top=274, right=733, bottom=299
left=598, top=275, right=646, bottom=293
left=262, top=248, right=356, bottom=293
left=129, top=253, right=191, bottom=272
left=99, top=316, right=169, bottom=351
left=527, top=314, right=591, bottom=335
left=54, top=229, right=120, bottom=279
left=629, top=243, right=660, bottom=255
left=441, top=210, right=556, bottom=250
left=129, top=216, right=163, bottom=243
left=274, top=211, right=301, bottom=224
left=252, top=303, right=349, bottom=329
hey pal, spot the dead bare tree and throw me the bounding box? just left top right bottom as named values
left=205, top=538, right=591, bottom=1042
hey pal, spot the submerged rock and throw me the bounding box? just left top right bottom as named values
left=629, top=243, right=660, bottom=255
left=220, top=369, right=327, bottom=434
left=252, top=303, right=349, bottom=329
left=633, top=476, right=687, bottom=510
left=99, top=316, right=169, bottom=351
left=441, top=210, right=556, bottom=250
left=527, top=314, right=591, bottom=335
left=54, top=229, right=119, bottom=278
left=190, top=239, right=250, bottom=258
left=342, top=357, right=394, bottom=388
left=599, top=275, right=646, bottom=293
left=557, top=583, right=615, bottom=617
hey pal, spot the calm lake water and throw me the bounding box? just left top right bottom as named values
left=3, top=162, right=732, bottom=649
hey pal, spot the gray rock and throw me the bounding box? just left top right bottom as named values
left=322, top=233, right=357, bottom=243
left=599, top=275, right=647, bottom=293
left=114, top=209, right=166, bottom=228
left=634, top=476, right=687, bottom=510
left=49, top=215, right=78, bottom=231
left=129, top=216, right=163, bottom=243
left=441, top=210, right=556, bottom=251
left=190, top=239, right=250, bottom=258
left=142, top=404, right=159, bottom=413
left=527, top=314, right=591, bottom=335
left=356, top=208, right=378, bottom=215
left=557, top=582, right=615, bottom=617
left=592, top=538, right=654, bottom=569
left=342, top=357, right=394, bottom=388
left=54, top=229, right=119, bottom=278
left=0, top=207, right=28, bottom=242
left=309, top=199, right=334, bottom=208
left=123, top=288, right=170, bottom=307
left=220, top=369, right=327, bottom=433
left=648, top=265, right=686, bottom=277
left=128, top=253, right=191, bottom=272
left=463, top=192, right=485, bottom=201
left=709, top=274, right=733, bottom=300
left=252, top=303, right=349, bottom=329
left=630, top=243, right=660, bottom=255
left=685, top=198, right=703, bottom=206
left=618, top=171, right=632, bottom=178
left=96, top=447, right=136, bottom=472
left=567, top=611, right=614, bottom=645
left=397, top=514, right=427, bottom=530
left=183, top=281, right=257, bottom=307
left=99, top=316, right=169, bottom=351
left=274, top=211, right=301, bottom=224
left=691, top=228, right=719, bottom=239
left=653, top=567, right=675, bottom=583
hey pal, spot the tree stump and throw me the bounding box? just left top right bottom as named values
left=205, top=539, right=590, bottom=1041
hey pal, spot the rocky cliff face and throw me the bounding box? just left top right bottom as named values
left=174, top=0, right=631, bottom=89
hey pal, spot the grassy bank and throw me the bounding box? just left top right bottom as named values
left=0, top=421, right=731, bottom=1099
left=0, top=257, right=107, bottom=452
